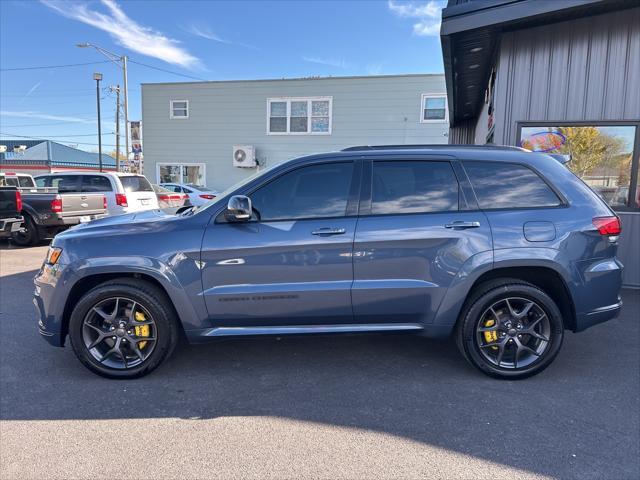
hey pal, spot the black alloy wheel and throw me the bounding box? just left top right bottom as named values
left=457, top=279, right=564, bottom=379
left=68, top=278, right=179, bottom=378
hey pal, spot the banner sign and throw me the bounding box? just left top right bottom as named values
left=130, top=121, right=142, bottom=154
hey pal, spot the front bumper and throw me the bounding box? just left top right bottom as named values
left=34, top=262, right=68, bottom=347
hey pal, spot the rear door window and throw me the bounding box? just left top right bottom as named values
left=120, top=176, right=153, bottom=192
left=464, top=161, right=561, bottom=209
left=371, top=161, right=459, bottom=214
left=81, top=175, right=113, bottom=192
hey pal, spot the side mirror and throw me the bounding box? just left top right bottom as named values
left=225, top=195, right=252, bottom=222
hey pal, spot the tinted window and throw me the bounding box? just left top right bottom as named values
left=82, top=175, right=113, bottom=192
left=120, top=176, right=153, bottom=192
left=464, top=161, right=561, bottom=209
left=18, top=176, right=35, bottom=188
left=372, top=161, right=459, bottom=214
left=35, top=177, right=46, bottom=187
left=251, top=162, right=354, bottom=221
left=48, top=175, right=81, bottom=193
left=4, top=177, right=18, bottom=187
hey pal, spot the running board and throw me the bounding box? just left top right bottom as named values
left=200, top=323, right=424, bottom=337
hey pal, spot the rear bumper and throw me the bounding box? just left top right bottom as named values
left=59, top=213, right=106, bottom=225
left=0, top=216, right=23, bottom=238
left=575, top=298, right=623, bottom=332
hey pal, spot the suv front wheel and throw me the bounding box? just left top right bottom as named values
left=68, top=278, right=179, bottom=379
left=457, top=279, right=564, bottom=379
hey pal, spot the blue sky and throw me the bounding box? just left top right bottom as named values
left=0, top=0, right=445, bottom=152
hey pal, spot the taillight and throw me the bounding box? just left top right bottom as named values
left=15, top=190, right=22, bottom=212
left=592, top=216, right=621, bottom=235
left=199, top=194, right=215, bottom=200
left=51, top=195, right=62, bottom=213
left=115, top=193, right=128, bottom=207
left=102, top=195, right=107, bottom=210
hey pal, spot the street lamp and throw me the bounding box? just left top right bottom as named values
left=77, top=43, right=129, bottom=172
left=93, top=72, right=103, bottom=172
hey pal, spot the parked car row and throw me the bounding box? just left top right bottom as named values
left=1, top=172, right=107, bottom=246
left=1, top=170, right=212, bottom=246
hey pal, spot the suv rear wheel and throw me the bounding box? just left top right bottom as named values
left=456, top=279, right=564, bottom=379
left=68, top=278, right=179, bottom=379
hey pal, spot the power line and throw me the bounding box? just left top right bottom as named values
left=129, top=59, right=208, bottom=81
left=0, top=61, right=112, bottom=72
left=0, top=132, right=117, bottom=147
left=0, top=122, right=95, bottom=127
left=3, top=132, right=115, bottom=138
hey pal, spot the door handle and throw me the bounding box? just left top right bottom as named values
left=311, top=227, right=346, bottom=236
left=444, top=221, right=481, bottom=229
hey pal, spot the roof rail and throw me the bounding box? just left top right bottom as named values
left=341, top=144, right=528, bottom=152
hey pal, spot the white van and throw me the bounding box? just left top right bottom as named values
left=35, top=172, right=159, bottom=216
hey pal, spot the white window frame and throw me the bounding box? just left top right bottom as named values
left=420, top=94, right=448, bottom=123
left=156, top=162, right=206, bottom=184
left=170, top=100, right=189, bottom=119
left=266, top=96, right=333, bottom=135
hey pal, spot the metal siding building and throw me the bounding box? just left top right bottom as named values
left=441, top=0, right=640, bottom=286
left=0, top=139, right=116, bottom=176
left=141, top=74, right=449, bottom=192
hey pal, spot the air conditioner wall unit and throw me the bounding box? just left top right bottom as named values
left=233, top=145, right=257, bottom=168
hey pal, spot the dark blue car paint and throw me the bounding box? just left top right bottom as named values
left=34, top=147, right=623, bottom=347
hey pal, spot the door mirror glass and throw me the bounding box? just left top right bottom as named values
left=226, top=195, right=252, bottom=221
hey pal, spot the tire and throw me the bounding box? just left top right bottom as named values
left=11, top=214, right=39, bottom=246
left=456, top=278, right=564, bottom=380
left=68, top=278, right=179, bottom=379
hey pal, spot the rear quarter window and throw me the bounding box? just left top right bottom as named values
left=464, top=161, right=561, bottom=209
left=120, top=176, right=153, bottom=192
left=82, top=175, right=113, bottom=192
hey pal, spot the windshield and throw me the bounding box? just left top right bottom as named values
left=189, top=161, right=288, bottom=215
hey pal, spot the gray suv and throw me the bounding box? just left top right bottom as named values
left=34, top=145, right=623, bottom=379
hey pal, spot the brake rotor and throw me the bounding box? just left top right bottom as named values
left=134, top=310, right=150, bottom=349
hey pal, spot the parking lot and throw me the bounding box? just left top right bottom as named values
left=0, top=242, right=638, bottom=480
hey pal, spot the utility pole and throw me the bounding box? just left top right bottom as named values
left=77, top=43, right=130, bottom=170
left=94, top=72, right=103, bottom=172
left=123, top=55, right=130, bottom=170
left=110, top=85, right=121, bottom=171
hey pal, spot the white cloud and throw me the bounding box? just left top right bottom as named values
left=182, top=23, right=258, bottom=50
left=302, top=56, right=350, bottom=69
left=20, top=82, right=43, bottom=104
left=1, top=110, right=96, bottom=124
left=41, top=0, right=200, bottom=69
left=388, top=0, right=444, bottom=37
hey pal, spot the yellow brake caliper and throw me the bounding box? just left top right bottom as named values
left=134, top=311, right=150, bottom=349
left=483, top=318, right=498, bottom=350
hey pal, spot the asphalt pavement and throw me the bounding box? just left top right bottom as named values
left=1, top=241, right=638, bottom=479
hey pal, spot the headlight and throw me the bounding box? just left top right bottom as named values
left=45, top=247, right=63, bottom=265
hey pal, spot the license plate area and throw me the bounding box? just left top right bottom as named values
left=79, top=216, right=91, bottom=223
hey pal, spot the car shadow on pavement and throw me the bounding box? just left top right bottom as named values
left=1, top=263, right=639, bottom=480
